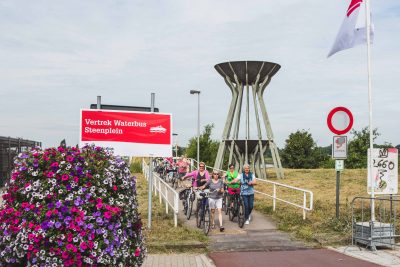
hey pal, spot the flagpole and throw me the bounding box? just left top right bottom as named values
left=365, top=0, right=375, bottom=221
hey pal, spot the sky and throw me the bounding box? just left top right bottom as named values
left=0, top=0, right=399, bottom=150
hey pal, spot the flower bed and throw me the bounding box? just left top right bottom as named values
left=0, top=145, right=145, bottom=266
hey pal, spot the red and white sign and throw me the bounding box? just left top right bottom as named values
left=327, top=107, right=354, bottom=135
left=80, top=109, right=172, bottom=157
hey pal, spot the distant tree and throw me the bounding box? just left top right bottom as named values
left=280, top=130, right=329, bottom=168
left=185, top=124, right=219, bottom=167
left=346, top=127, right=380, bottom=168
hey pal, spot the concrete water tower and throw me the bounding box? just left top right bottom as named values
left=213, top=61, right=284, bottom=179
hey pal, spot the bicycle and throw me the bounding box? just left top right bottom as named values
left=195, top=189, right=211, bottom=235
left=228, top=189, right=245, bottom=228
left=170, top=168, right=179, bottom=189
left=181, top=184, right=195, bottom=220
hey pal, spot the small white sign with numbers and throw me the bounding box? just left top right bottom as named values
left=368, top=148, right=398, bottom=195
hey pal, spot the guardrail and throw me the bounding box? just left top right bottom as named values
left=142, top=160, right=179, bottom=227
left=254, top=179, right=313, bottom=220
left=187, top=158, right=313, bottom=219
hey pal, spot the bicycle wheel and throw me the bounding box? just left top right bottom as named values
left=224, top=194, right=229, bottom=215
left=238, top=198, right=245, bottom=228
left=186, top=194, right=193, bottom=220
left=203, top=207, right=211, bottom=235
left=196, top=205, right=203, bottom=228
left=183, top=199, right=188, bottom=214
left=228, top=198, right=237, bottom=221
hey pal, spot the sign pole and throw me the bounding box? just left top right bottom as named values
left=365, top=0, right=375, bottom=222
left=147, top=93, right=155, bottom=229
left=336, top=169, right=340, bottom=218
left=97, top=95, right=101, bottom=109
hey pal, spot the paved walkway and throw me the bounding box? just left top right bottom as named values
left=143, top=254, right=215, bottom=267
left=331, top=246, right=400, bottom=267
left=208, top=249, right=382, bottom=267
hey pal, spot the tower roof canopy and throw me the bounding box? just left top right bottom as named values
left=215, top=61, right=280, bottom=84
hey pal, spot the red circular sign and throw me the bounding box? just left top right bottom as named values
left=327, top=107, right=353, bottom=135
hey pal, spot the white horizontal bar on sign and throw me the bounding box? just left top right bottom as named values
left=79, top=141, right=172, bottom=157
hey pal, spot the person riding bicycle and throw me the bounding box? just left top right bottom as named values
left=199, top=170, right=225, bottom=232
left=224, top=164, right=241, bottom=209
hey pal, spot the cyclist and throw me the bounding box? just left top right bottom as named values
left=231, top=164, right=257, bottom=225
left=200, top=170, right=225, bottom=232
left=181, top=161, right=210, bottom=188
left=224, top=163, right=240, bottom=208
left=177, top=156, right=189, bottom=188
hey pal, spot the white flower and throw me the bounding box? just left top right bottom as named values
left=25, top=185, right=32, bottom=192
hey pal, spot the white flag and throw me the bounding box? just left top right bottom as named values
left=327, top=0, right=374, bottom=57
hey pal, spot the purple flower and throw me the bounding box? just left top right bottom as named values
left=55, top=201, right=62, bottom=209
left=55, top=222, right=62, bottom=228
left=87, top=223, right=94, bottom=230
left=41, top=221, right=49, bottom=230
left=48, top=203, right=54, bottom=209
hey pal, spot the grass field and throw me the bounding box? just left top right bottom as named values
left=134, top=172, right=208, bottom=253
left=255, top=168, right=371, bottom=246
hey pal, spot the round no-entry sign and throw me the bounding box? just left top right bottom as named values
left=327, top=107, right=353, bottom=135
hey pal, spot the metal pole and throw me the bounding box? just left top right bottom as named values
left=365, top=0, right=375, bottom=221
left=148, top=93, right=155, bottom=229
left=97, top=95, right=101, bottom=109
left=336, top=170, right=340, bottom=218
left=197, top=93, right=200, bottom=168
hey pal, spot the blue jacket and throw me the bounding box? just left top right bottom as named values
left=240, top=172, right=255, bottom=195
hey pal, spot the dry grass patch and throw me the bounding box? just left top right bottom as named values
left=255, top=168, right=370, bottom=246
left=134, top=172, right=208, bottom=253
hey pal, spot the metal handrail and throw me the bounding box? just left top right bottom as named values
left=254, top=179, right=313, bottom=220
left=142, top=160, right=179, bottom=227
left=187, top=158, right=313, bottom=219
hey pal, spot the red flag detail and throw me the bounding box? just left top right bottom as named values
left=347, top=0, right=363, bottom=17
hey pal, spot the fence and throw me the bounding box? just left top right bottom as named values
left=187, top=158, right=313, bottom=219
left=142, top=159, right=179, bottom=227
left=352, top=196, right=400, bottom=250
left=0, top=136, right=41, bottom=186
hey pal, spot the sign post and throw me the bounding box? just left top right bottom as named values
left=80, top=93, right=172, bottom=230
left=327, top=107, right=353, bottom=218
left=148, top=93, right=155, bottom=230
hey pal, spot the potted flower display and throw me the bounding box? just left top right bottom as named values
left=0, top=145, right=146, bottom=266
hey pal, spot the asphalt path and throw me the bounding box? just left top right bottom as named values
left=159, top=175, right=382, bottom=267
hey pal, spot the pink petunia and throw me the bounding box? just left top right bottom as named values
left=62, top=174, right=69, bottom=181
left=79, top=242, right=88, bottom=251
left=135, top=247, right=141, bottom=257
left=104, top=212, right=112, bottom=219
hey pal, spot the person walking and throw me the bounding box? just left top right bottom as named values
left=224, top=164, right=240, bottom=209
left=181, top=161, right=210, bottom=188
left=236, top=164, right=257, bottom=225
left=200, top=170, right=225, bottom=232
left=177, top=156, right=189, bottom=188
